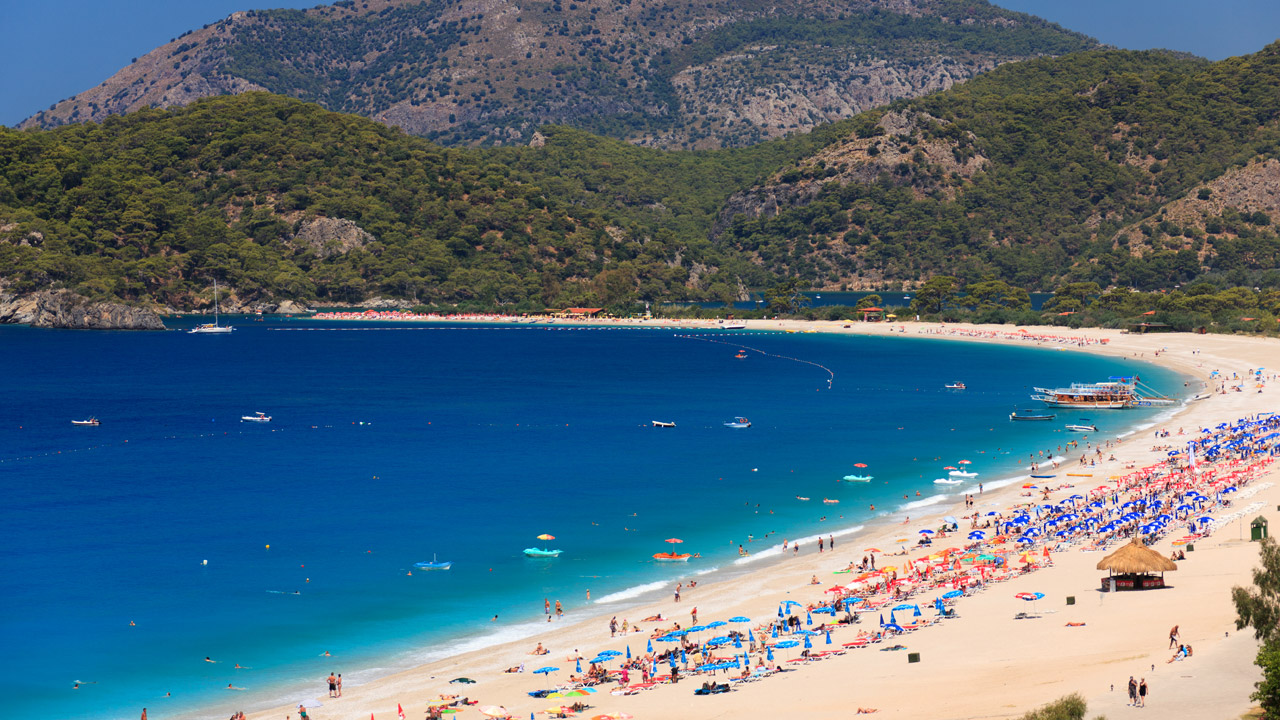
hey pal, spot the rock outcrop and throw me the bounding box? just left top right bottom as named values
left=290, top=217, right=374, bottom=258
left=0, top=290, right=166, bottom=330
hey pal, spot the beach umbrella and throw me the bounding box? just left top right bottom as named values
left=536, top=534, right=555, bottom=541
left=919, top=529, right=935, bottom=535
left=598, top=650, right=621, bottom=657
left=772, top=624, right=778, bottom=638
left=942, top=590, right=963, bottom=599
left=774, top=640, right=800, bottom=649
left=575, top=659, right=582, bottom=673
left=825, top=630, right=832, bottom=645
left=913, top=605, right=922, bottom=618
left=734, top=635, right=742, bottom=649
left=625, top=645, right=631, bottom=659
left=883, top=623, right=904, bottom=632
left=889, top=611, right=897, bottom=625
left=892, top=603, right=915, bottom=611
left=803, top=635, right=812, bottom=649
left=534, top=666, right=559, bottom=674
left=806, top=612, right=813, bottom=626
left=878, top=613, right=885, bottom=626
left=730, top=616, right=750, bottom=623
left=865, top=547, right=882, bottom=552
left=748, top=629, right=755, bottom=643
left=479, top=707, right=508, bottom=718
left=681, top=649, right=687, bottom=665
left=766, top=646, right=774, bottom=662
left=707, top=635, right=733, bottom=645
left=646, top=639, right=653, bottom=653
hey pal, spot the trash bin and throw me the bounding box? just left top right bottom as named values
left=1186, top=543, right=1194, bottom=552
left=1066, top=596, right=1075, bottom=606
left=1252, top=516, right=1269, bottom=541
left=908, top=652, right=920, bottom=663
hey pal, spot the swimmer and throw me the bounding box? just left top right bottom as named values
left=205, top=657, right=217, bottom=663
left=227, top=683, right=245, bottom=691
left=129, top=620, right=136, bottom=626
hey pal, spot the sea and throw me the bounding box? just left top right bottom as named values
left=0, top=319, right=1188, bottom=719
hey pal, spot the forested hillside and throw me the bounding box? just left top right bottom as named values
left=717, top=44, right=1280, bottom=290
left=5, top=45, right=1280, bottom=313
left=20, top=0, right=1093, bottom=149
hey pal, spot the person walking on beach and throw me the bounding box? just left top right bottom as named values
left=336, top=673, right=342, bottom=697
left=327, top=672, right=337, bottom=698
left=674, top=583, right=681, bottom=602
left=610, top=617, right=618, bottom=637
left=829, top=534, right=834, bottom=550
left=545, top=598, right=551, bottom=616
left=818, top=537, right=824, bottom=553
left=691, top=606, right=698, bottom=624
left=555, top=600, right=563, bottom=617
left=1127, top=676, right=1137, bottom=706
left=1138, top=678, right=1147, bottom=707
left=1169, top=625, right=1179, bottom=648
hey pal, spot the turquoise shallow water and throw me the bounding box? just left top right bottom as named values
left=0, top=320, right=1186, bottom=719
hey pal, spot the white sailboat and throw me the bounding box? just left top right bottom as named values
left=189, top=280, right=233, bottom=334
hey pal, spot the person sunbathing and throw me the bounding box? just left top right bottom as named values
left=504, top=663, right=524, bottom=673
left=531, top=643, right=549, bottom=655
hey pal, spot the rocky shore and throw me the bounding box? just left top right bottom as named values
left=0, top=289, right=166, bottom=330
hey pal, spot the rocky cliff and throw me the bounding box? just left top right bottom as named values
left=0, top=290, right=166, bottom=330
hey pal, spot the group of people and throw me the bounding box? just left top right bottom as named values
left=326, top=672, right=342, bottom=698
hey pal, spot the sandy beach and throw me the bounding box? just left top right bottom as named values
left=245, top=319, right=1280, bottom=720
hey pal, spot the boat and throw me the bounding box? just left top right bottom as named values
left=934, top=478, right=963, bottom=485
left=734, top=351, right=748, bottom=359
left=948, top=470, right=978, bottom=478
left=653, top=552, right=692, bottom=562
left=241, top=412, right=272, bottom=423
left=720, top=322, right=746, bottom=330
left=822, top=498, right=839, bottom=504
left=651, top=420, right=676, bottom=428
left=1065, top=424, right=1097, bottom=432
left=723, top=417, right=751, bottom=428
left=1010, top=409, right=1056, bottom=421
left=71, top=417, right=100, bottom=426
left=1030, top=474, right=1057, bottom=479
left=189, top=280, right=233, bottom=334
left=1030, top=376, right=1175, bottom=409
left=842, top=474, right=873, bottom=482
left=523, top=548, right=563, bottom=558
left=944, top=382, right=966, bottom=390
left=414, top=555, right=453, bottom=571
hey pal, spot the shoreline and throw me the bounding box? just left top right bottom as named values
left=231, top=319, right=1274, bottom=720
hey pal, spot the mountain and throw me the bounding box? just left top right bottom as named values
left=19, top=0, right=1095, bottom=149
left=6, top=44, right=1280, bottom=315
left=713, top=44, right=1280, bottom=290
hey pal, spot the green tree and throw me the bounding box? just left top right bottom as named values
left=1232, top=536, right=1280, bottom=717
left=910, top=276, right=958, bottom=315
left=763, top=277, right=810, bottom=314
left=854, top=293, right=883, bottom=311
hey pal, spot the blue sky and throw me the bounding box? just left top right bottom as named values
left=1, top=0, right=1278, bottom=128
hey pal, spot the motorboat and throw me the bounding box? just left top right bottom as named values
left=653, top=552, right=692, bottom=562
left=934, top=478, right=963, bottom=485
left=720, top=322, right=746, bottom=330
left=1065, top=424, right=1097, bottom=432
left=652, top=420, right=676, bottom=428
left=1030, top=474, right=1057, bottom=479
left=948, top=470, right=978, bottom=478
left=842, top=474, right=873, bottom=482
left=1010, top=409, right=1055, bottom=421
left=523, top=548, right=563, bottom=558
left=241, top=412, right=272, bottom=423
left=71, top=417, right=100, bottom=426
left=415, top=555, right=453, bottom=570
left=723, top=417, right=751, bottom=428
left=944, top=382, right=966, bottom=390
left=734, top=351, right=748, bottom=359
left=189, top=279, right=233, bottom=334
left=822, top=498, right=839, bottom=504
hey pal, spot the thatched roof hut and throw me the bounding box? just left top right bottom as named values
left=1096, top=538, right=1178, bottom=574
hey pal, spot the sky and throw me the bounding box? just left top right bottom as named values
left=1, top=0, right=1279, bottom=128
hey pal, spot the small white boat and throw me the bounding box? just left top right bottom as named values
left=652, top=420, right=676, bottom=428
left=933, top=478, right=963, bottom=485
left=948, top=470, right=978, bottom=478
left=415, top=554, right=452, bottom=570
left=71, top=417, right=100, bottom=426
left=842, top=474, right=873, bottom=482
left=1065, top=424, right=1097, bottom=432
left=944, top=382, right=966, bottom=390
left=723, top=417, right=751, bottom=428
left=720, top=323, right=746, bottom=330
left=189, top=280, right=233, bottom=334
left=241, top=412, right=272, bottom=423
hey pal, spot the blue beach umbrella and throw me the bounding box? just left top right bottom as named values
left=575, top=659, right=581, bottom=673
left=646, top=639, right=653, bottom=653
left=775, top=640, right=800, bottom=649
left=681, top=649, right=687, bottom=664
left=883, top=623, right=903, bottom=632
left=534, top=666, right=559, bottom=674
left=748, top=630, right=755, bottom=643
left=734, top=635, right=742, bottom=649
left=878, top=613, right=885, bottom=626
left=889, top=611, right=897, bottom=625
left=803, top=635, right=812, bottom=649
left=892, top=603, right=915, bottom=611
left=919, top=529, right=934, bottom=535
left=730, top=616, right=750, bottom=623
left=767, top=646, right=774, bottom=662
left=626, top=645, right=631, bottom=659
left=806, top=612, right=813, bottom=626
left=599, top=650, right=621, bottom=657
left=942, top=590, right=963, bottom=599
left=825, top=630, right=832, bottom=645
left=772, top=624, right=778, bottom=638
left=707, top=620, right=728, bottom=629
left=913, top=605, right=922, bottom=618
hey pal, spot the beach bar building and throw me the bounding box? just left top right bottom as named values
left=1096, top=538, right=1177, bottom=591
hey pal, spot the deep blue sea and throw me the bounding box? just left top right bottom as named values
left=0, top=319, right=1186, bottom=719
